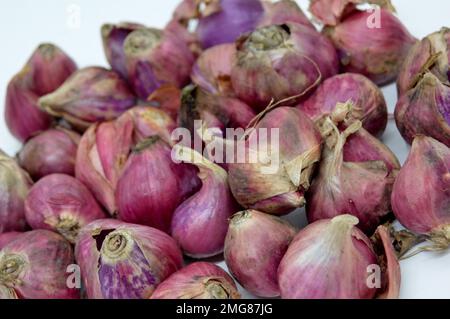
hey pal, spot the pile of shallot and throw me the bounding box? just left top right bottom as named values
left=0, top=0, right=448, bottom=300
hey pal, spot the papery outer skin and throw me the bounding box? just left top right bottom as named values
left=258, top=0, right=315, bottom=29
left=191, top=44, right=236, bottom=96
left=278, top=215, right=378, bottom=299
left=5, top=77, right=52, bottom=143
left=306, top=125, right=395, bottom=234
left=179, top=86, right=256, bottom=138
left=0, top=230, right=79, bottom=299
left=151, top=262, right=240, bottom=299
left=24, top=174, right=106, bottom=244
left=228, top=107, right=322, bottom=215
left=397, top=28, right=450, bottom=96
left=124, top=28, right=195, bottom=99
left=224, top=210, right=297, bottom=297
left=0, top=153, right=32, bottom=233
left=75, top=219, right=183, bottom=299
left=309, top=0, right=395, bottom=26
left=0, top=232, right=22, bottom=250
left=297, top=73, right=388, bottom=136
left=101, top=22, right=145, bottom=79
left=147, top=85, right=182, bottom=121
left=0, top=284, right=18, bottom=299
left=18, top=128, right=80, bottom=181
left=171, top=149, right=240, bottom=258
left=116, top=138, right=201, bottom=233
left=197, top=0, right=265, bottom=49
left=231, top=23, right=339, bottom=110
left=372, top=225, right=401, bottom=299
left=38, top=67, right=136, bottom=130
left=395, top=72, right=450, bottom=147
left=391, top=136, right=450, bottom=235
left=343, top=128, right=400, bottom=172
left=324, top=9, right=417, bottom=86
left=126, top=106, right=177, bottom=145
left=75, top=113, right=134, bottom=215
left=5, top=44, right=77, bottom=142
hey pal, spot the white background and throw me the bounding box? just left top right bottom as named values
left=0, top=0, right=449, bottom=299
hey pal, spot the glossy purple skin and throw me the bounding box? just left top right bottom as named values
left=298, top=73, right=388, bottom=136
left=325, top=9, right=417, bottom=86
left=0, top=230, right=79, bottom=299
left=395, top=72, right=450, bottom=147
left=38, top=67, right=136, bottom=130
left=98, top=241, right=156, bottom=299
left=278, top=217, right=378, bottom=299
left=5, top=44, right=77, bottom=142
left=0, top=153, right=32, bottom=233
left=224, top=210, right=297, bottom=297
left=0, top=232, right=22, bottom=250
left=18, top=128, right=80, bottom=181
left=5, top=78, right=52, bottom=143
left=197, top=0, right=265, bottom=49
left=151, top=262, right=240, bottom=299
left=102, top=22, right=144, bottom=79
left=24, top=174, right=106, bottom=243
left=75, top=219, right=183, bottom=299
left=392, top=136, right=450, bottom=234
left=116, top=138, right=201, bottom=233
left=171, top=162, right=240, bottom=258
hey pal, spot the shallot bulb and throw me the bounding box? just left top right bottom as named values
left=196, top=0, right=265, bottom=49
left=24, top=174, right=106, bottom=244
left=116, top=137, right=200, bottom=233
left=124, top=28, right=195, bottom=99
left=397, top=28, right=450, bottom=96
left=224, top=210, right=297, bottom=297
left=17, top=127, right=80, bottom=181
left=323, top=9, right=417, bottom=85
left=297, top=73, right=388, bottom=136
left=395, top=72, right=450, bottom=147
left=101, top=22, right=144, bottom=79
left=151, top=262, right=240, bottom=299
left=231, top=23, right=338, bottom=110
left=228, top=107, right=322, bottom=215
left=278, top=215, right=398, bottom=299
left=38, top=67, right=136, bottom=130
left=75, top=219, right=183, bottom=299
left=0, top=232, right=22, bottom=250
left=5, top=43, right=77, bottom=142
left=0, top=152, right=32, bottom=233
left=171, top=146, right=240, bottom=258
left=306, top=115, right=397, bottom=234
left=146, top=85, right=182, bottom=121
left=0, top=230, right=79, bottom=299
left=76, top=113, right=134, bottom=215
left=309, top=0, right=396, bottom=26
left=391, top=136, right=450, bottom=251
left=193, top=0, right=314, bottom=49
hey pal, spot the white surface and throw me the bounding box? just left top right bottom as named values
left=1, top=0, right=449, bottom=299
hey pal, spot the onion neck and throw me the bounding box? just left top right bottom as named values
left=55, top=214, right=81, bottom=244
left=243, top=25, right=291, bottom=53
left=0, top=254, right=25, bottom=286
left=124, top=28, right=162, bottom=58
left=205, top=279, right=231, bottom=299
left=100, top=230, right=133, bottom=263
